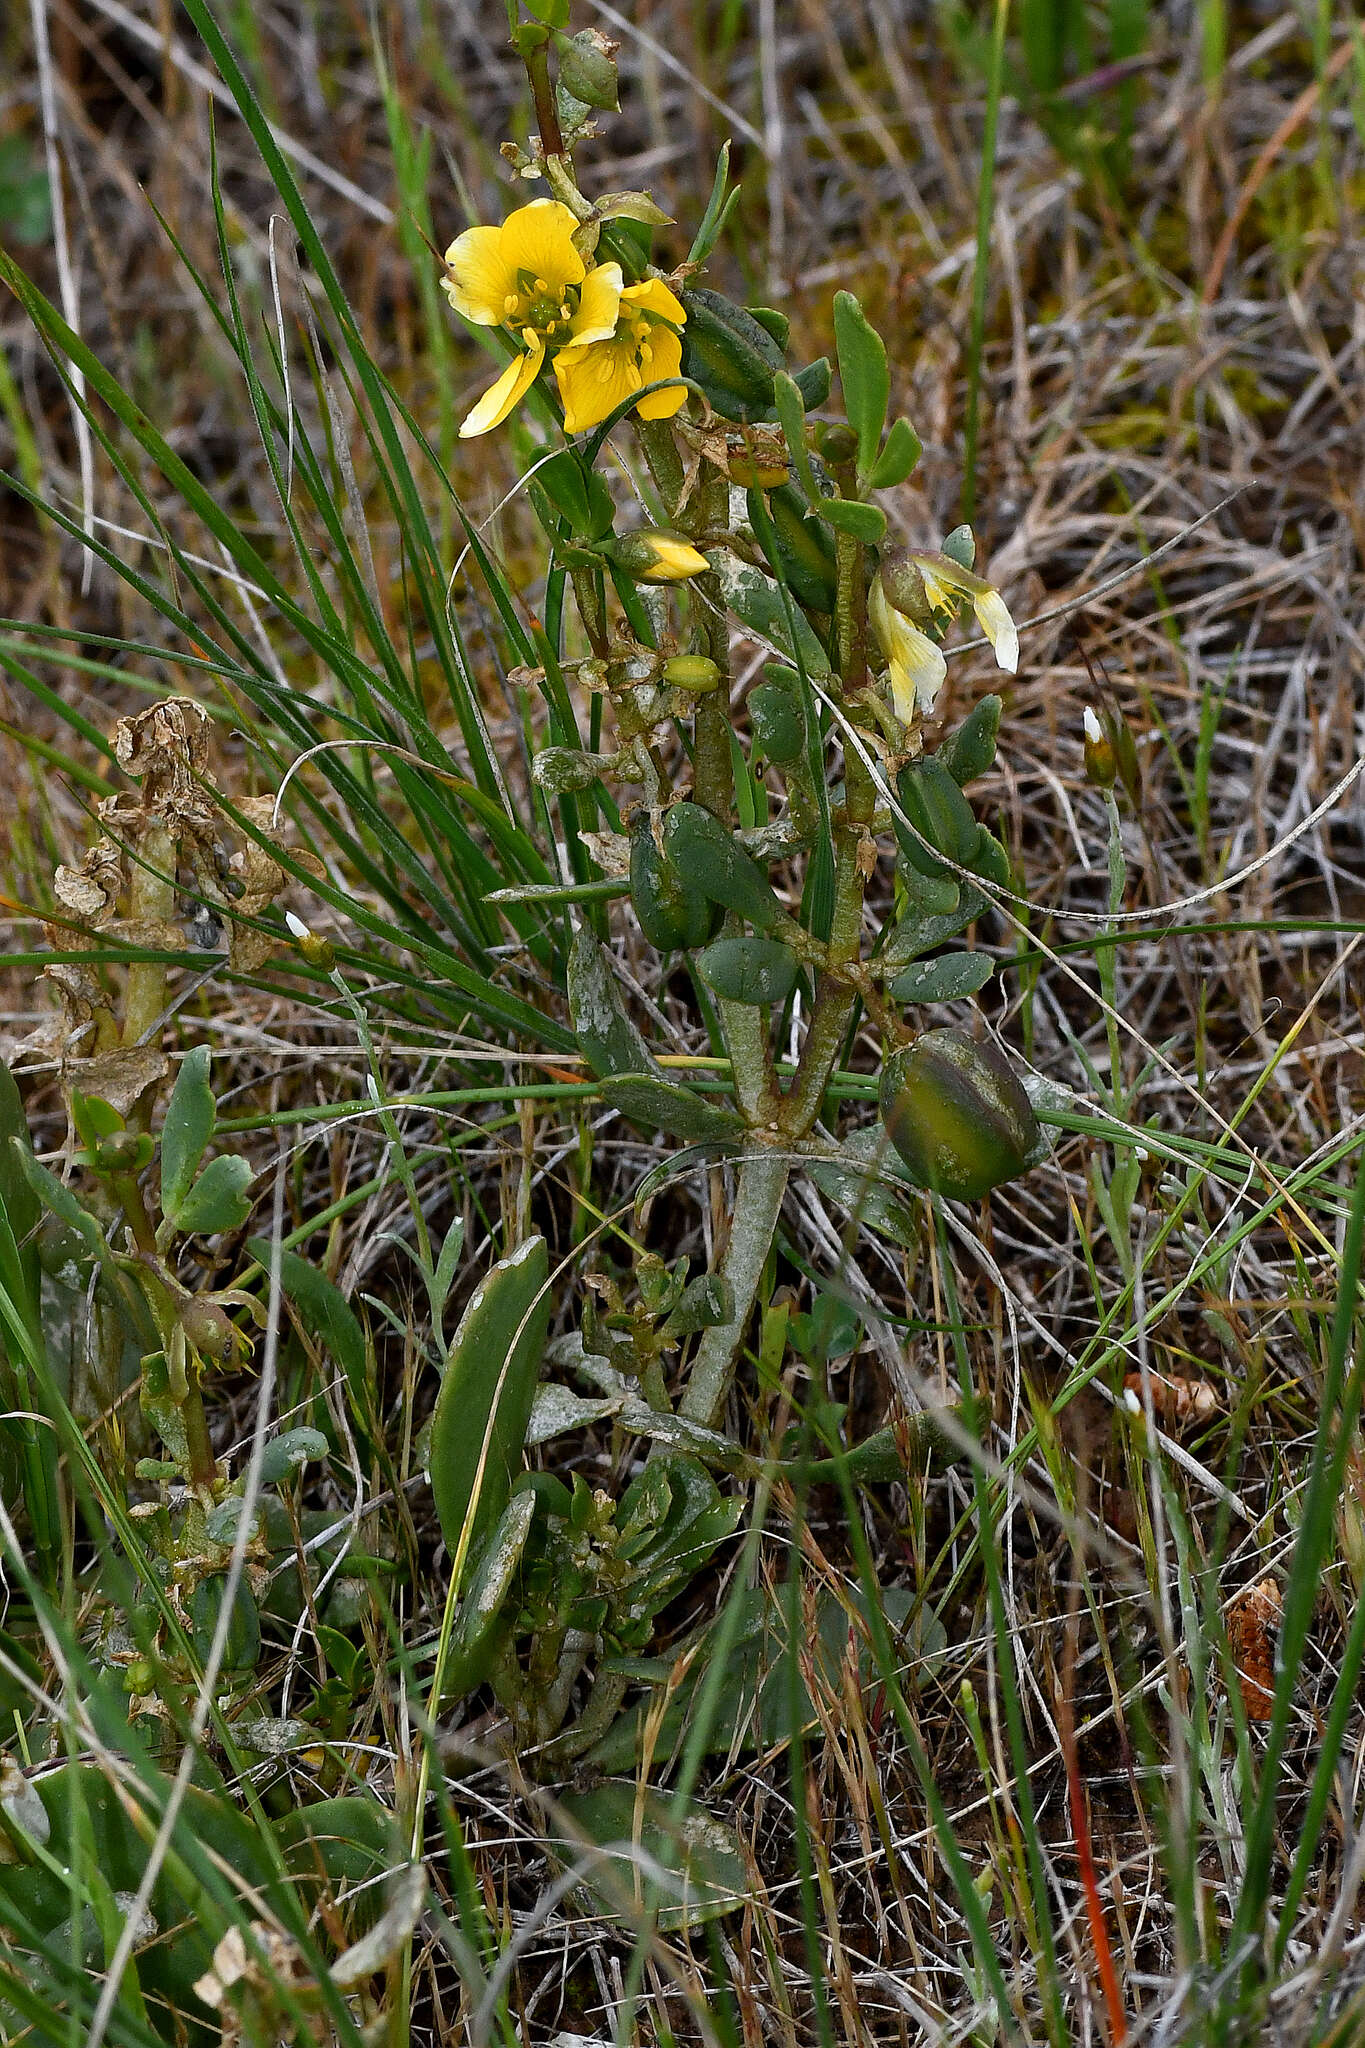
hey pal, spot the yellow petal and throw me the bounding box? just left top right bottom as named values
left=499, top=199, right=585, bottom=291
left=973, top=589, right=1019, bottom=673
left=564, top=262, right=624, bottom=348
left=634, top=326, right=686, bottom=419
left=555, top=340, right=641, bottom=435
left=621, top=277, right=686, bottom=329
left=443, top=225, right=518, bottom=325
left=459, top=339, right=544, bottom=438
left=917, top=562, right=956, bottom=612
left=871, top=581, right=945, bottom=719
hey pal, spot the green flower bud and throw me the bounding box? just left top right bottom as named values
left=92, top=1130, right=154, bottom=1176
left=662, top=654, right=723, bottom=693
left=605, top=529, right=710, bottom=584
left=879, top=1027, right=1039, bottom=1202
left=814, top=421, right=858, bottom=465
left=555, top=28, right=620, bottom=111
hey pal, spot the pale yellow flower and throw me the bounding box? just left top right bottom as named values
left=555, top=278, right=686, bottom=436
left=869, top=577, right=947, bottom=722
left=443, top=198, right=622, bottom=437
left=913, top=555, right=1019, bottom=674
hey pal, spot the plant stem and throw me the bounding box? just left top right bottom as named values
left=679, top=1148, right=789, bottom=1429
left=524, top=37, right=565, bottom=160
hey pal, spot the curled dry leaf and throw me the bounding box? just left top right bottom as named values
left=1123, top=1371, right=1220, bottom=1429
left=1226, top=1577, right=1282, bottom=1721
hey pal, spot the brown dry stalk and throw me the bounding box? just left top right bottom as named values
left=1201, top=35, right=1355, bottom=306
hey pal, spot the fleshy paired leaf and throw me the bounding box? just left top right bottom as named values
left=938, top=694, right=1002, bottom=786
left=550, top=1780, right=748, bottom=1932
left=441, top=1488, right=540, bottom=1702
left=567, top=926, right=661, bottom=1079
left=601, top=1075, right=744, bottom=1145
left=888, top=952, right=996, bottom=1004
left=166, top=1153, right=254, bottom=1237
left=663, top=803, right=787, bottom=932
left=820, top=497, right=886, bottom=544
left=866, top=415, right=922, bottom=490
left=696, top=935, right=800, bottom=1008
left=428, top=1237, right=550, bottom=1562
left=833, top=291, right=890, bottom=478
left=159, top=1047, right=215, bottom=1221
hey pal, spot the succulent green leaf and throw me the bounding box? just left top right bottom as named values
left=833, top=291, right=890, bottom=478
left=568, top=926, right=662, bottom=1079
left=819, top=497, right=886, bottom=544
left=660, top=1272, right=736, bottom=1339
left=866, top=414, right=923, bottom=490
left=888, top=952, right=995, bottom=1004
left=257, top=1426, right=330, bottom=1486
left=550, top=1781, right=748, bottom=1930
left=792, top=356, right=832, bottom=410
left=169, top=1153, right=254, bottom=1237
left=428, top=1236, right=550, bottom=1562
left=771, top=370, right=822, bottom=506
left=696, top=934, right=800, bottom=1007
left=749, top=674, right=805, bottom=765
left=601, top=1074, right=745, bottom=1145
left=160, top=1045, right=215, bottom=1222
left=443, top=1487, right=539, bottom=1701
left=894, top=758, right=982, bottom=880
left=664, top=802, right=787, bottom=931
left=190, top=1573, right=261, bottom=1672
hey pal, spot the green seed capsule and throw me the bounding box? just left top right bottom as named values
left=879, top=1027, right=1039, bottom=1201
left=663, top=655, right=724, bottom=693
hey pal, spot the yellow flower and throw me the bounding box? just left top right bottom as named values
left=606, top=529, right=709, bottom=583
left=444, top=198, right=623, bottom=437
left=869, top=577, right=947, bottom=723
left=913, top=554, right=1019, bottom=674
left=554, top=278, right=687, bottom=436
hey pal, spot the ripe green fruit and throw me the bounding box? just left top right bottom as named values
left=879, top=1028, right=1039, bottom=1201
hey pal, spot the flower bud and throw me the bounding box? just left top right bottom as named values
left=284, top=909, right=335, bottom=971
left=1082, top=706, right=1117, bottom=788
left=605, top=530, right=710, bottom=584
left=879, top=1027, right=1039, bottom=1202
left=813, top=422, right=858, bottom=466
left=92, top=1130, right=154, bottom=1176
left=555, top=28, right=620, bottom=111
left=662, top=655, right=723, bottom=693
left=179, top=1295, right=239, bottom=1362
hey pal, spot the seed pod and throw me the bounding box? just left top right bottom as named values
left=555, top=27, right=619, bottom=109
left=680, top=288, right=783, bottom=422
left=630, top=816, right=722, bottom=952
left=749, top=485, right=838, bottom=614
left=663, top=655, right=723, bottom=693
left=894, top=758, right=982, bottom=880
left=938, top=695, right=1002, bottom=787
left=879, top=1027, right=1039, bottom=1201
